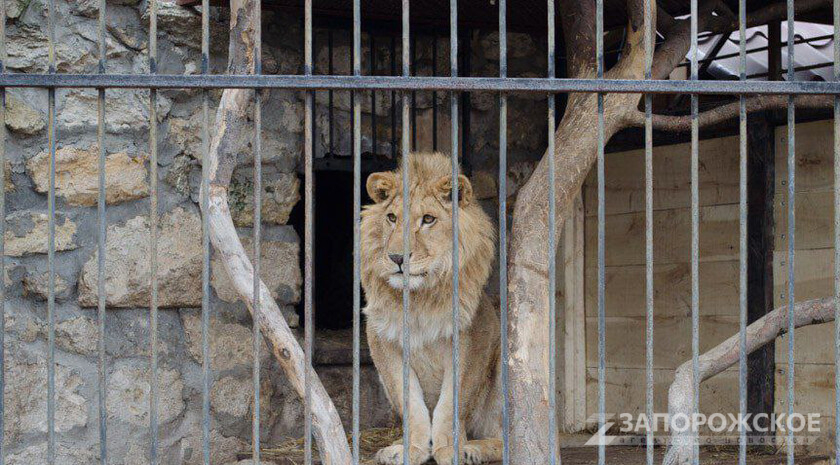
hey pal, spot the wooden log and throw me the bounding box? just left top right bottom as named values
left=508, top=2, right=652, bottom=461
left=663, top=297, right=835, bottom=465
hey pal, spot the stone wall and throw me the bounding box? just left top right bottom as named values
left=2, top=1, right=550, bottom=463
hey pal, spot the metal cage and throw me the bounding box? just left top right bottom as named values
left=0, top=0, right=837, bottom=465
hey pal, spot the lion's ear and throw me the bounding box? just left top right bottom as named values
left=433, top=174, right=473, bottom=207
left=366, top=172, right=397, bottom=203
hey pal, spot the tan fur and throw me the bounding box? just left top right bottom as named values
left=362, top=152, right=502, bottom=465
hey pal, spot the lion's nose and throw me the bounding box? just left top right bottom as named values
left=388, top=254, right=404, bottom=266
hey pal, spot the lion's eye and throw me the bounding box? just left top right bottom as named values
left=422, top=214, right=436, bottom=225
left=387, top=213, right=397, bottom=223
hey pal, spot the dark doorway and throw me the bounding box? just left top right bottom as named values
left=290, top=169, right=376, bottom=329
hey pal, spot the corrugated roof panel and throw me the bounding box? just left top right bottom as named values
left=699, top=22, right=834, bottom=81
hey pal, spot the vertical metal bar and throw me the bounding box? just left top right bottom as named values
left=391, top=36, right=397, bottom=159
left=411, top=34, right=417, bottom=151
left=450, top=0, right=460, bottom=460
left=311, top=32, right=317, bottom=158
left=785, top=1, right=796, bottom=463
left=459, top=34, right=471, bottom=172
left=498, top=0, right=509, bottom=461
left=251, top=0, right=261, bottom=463
left=304, top=0, right=314, bottom=461
left=546, top=0, right=557, bottom=460
left=0, top=0, right=5, bottom=460
left=96, top=0, right=108, bottom=461
left=352, top=0, right=362, bottom=462
left=689, top=0, right=700, bottom=462
left=595, top=0, right=605, bottom=461
left=198, top=0, right=211, bottom=463
left=401, top=0, right=411, bottom=463
left=371, top=35, right=377, bottom=156
left=328, top=29, right=334, bottom=155
left=738, top=0, right=748, bottom=463
left=643, top=0, right=654, bottom=461
left=432, top=33, right=438, bottom=152
left=834, top=1, right=840, bottom=464
left=148, top=0, right=160, bottom=463
left=46, top=0, right=57, bottom=462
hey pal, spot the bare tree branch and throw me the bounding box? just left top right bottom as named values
left=625, top=95, right=834, bottom=131
left=508, top=1, right=658, bottom=463
left=198, top=1, right=353, bottom=463
left=627, top=0, right=645, bottom=33
left=656, top=5, right=677, bottom=34
left=559, top=0, right=597, bottom=78
left=663, top=297, right=835, bottom=465
left=652, top=0, right=734, bottom=80
left=710, top=0, right=832, bottom=34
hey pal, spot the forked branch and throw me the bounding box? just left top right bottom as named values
left=625, top=95, right=835, bottom=132
left=663, top=297, right=836, bottom=465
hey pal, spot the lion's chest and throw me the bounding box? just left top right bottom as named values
left=365, top=301, right=467, bottom=408
left=410, top=341, right=450, bottom=407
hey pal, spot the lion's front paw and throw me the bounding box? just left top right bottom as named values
left=375, top=444, right=431, bottom=465
left=433, top=443, right=496, bottom=465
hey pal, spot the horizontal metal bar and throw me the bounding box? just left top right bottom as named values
left=5, top=73, right=840, bottom=94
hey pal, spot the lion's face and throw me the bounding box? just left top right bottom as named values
left=363, top=172, right=468, bottom=291
left=361, top=153, right=491, bottom=293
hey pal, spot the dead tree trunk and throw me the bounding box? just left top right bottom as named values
left=199, top=1, right=352, bottom=463
left=508, top=0, right=833, bottom=463
left=200, top=0, right=837, bottom=463
left=507, top=3, right=650, bottom=461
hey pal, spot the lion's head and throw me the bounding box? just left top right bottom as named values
left=361, top=152, right=495, bottom=309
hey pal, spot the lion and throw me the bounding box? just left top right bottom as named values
left=361, top=152, right=502, bottom=465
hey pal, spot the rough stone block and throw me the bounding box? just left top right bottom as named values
left=27, top=146, right=149, bottom=207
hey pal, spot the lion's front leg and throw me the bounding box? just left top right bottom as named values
left=431, top=365, right=467, bottom=464
left=369, top=335, right=432, bottom=465
left=374, top=368, right=432, bottom=465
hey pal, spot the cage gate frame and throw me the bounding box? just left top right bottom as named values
left=0, top=0, right=838, bottom=465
